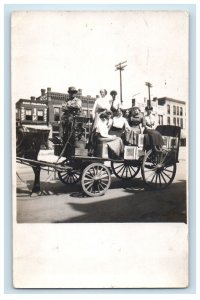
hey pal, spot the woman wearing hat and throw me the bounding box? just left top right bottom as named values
left=143, top=106, right=164, bottom=150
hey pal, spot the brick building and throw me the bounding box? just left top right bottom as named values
left=134, top=96, right=187, bottom=143
left=16, top=88, right=187, bottom=147
left=16, top=87, right=96, bottom=144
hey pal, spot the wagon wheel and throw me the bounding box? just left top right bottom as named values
left=141, top=149, right=176, bottom=189
left=57, top=160, right=81, bottom=184
left=81, top=163, right=111, bottom=197
left=111, top=161, right=140, bottom=179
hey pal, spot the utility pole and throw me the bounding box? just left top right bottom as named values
left=145, top=82, right=153, bottom=108
left=115, top=61, right=127, bottom=105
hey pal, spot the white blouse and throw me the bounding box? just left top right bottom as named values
left=92, top=96, right=112, bottom=118
left=112, top=116, right=130, bottom=130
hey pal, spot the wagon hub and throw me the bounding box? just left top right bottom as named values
left=93, top=175, right=101, bottom=182
left=155, top=163, right=164, bottom=173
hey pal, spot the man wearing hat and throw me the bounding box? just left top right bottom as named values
left=60, top=86, right=82, bottom=156
left=66, top=86, right=82, bottom=110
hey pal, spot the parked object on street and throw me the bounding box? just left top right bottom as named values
left=16, top=108, right=181, bottom=197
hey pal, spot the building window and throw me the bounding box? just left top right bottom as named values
left=180, top=107, right=183, bottom=116
left=177, top=118, right=179, bottom=126
left=37, top=110, right=44, bottom=121
left=167, top=117, right=170, bottom=125
left=25, top=109, right=32, bottom=120
left=54, top=107, right=60, bottom=121
left=173, top=105, right=176, bottom=115
left=173, top=117, right=176, bottom=125
left=180, top=118, right=183, bottom=129
left=158, top=115, right=163, bottom=125
left=167, top=104, right=170, bottom=114
left=177, top=107, right=179, bottom=115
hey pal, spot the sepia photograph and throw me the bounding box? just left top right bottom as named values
left=12, top=10, right=188, bottom=288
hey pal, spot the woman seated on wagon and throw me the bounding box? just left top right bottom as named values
left=95, top=111, right=124, bottom=159
left=109, top=108, right=131, bottom=139
left=125, top=106, right=144, bottom=145
left=143, top=106, right=164, bottom=150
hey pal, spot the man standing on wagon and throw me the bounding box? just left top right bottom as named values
left=60, top=86, right=82, bottom=156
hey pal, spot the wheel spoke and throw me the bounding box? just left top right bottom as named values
left=160, top=172, right=167, bottom=184
left=116, top=165, right=125, bottom=175
left=99, top=182, right=106, bottom=190
left=86, top=181, right=94, bottom=190
left=158, top=174, right=162, bottom=186
left=63, top=174, right=70, bottom=182
left=163, top=168, right=173, bottom=173
left=145, top=170, right=156, bottom=181
left=150, top=172, right=157, bottom=183
left=100, top=180, right=108, bottom=187
left=128, top=166, right=133, bottom=177
left=84, top=180, right=93, bottom=186
left=114, top=163, right=124, bottom=170
left=121, top=167, right=126, bottom=177
left=162, top=170, right=172, bottom=180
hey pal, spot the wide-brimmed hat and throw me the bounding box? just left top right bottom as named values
left=110, top=90, right=117, bottom=96
left=145, top=106, right=153, bottom=111
left=68, top=86, right=77, bottom=94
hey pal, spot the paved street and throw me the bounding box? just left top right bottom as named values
left=16, top=147, right=187, bottom=223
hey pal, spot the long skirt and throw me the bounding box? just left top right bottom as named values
left=125, top=127, right=140, bottom=145
left=96, top=134, right=124, bottom=159
left=109, top=126, right=124, bottom=138
left=143, top=128, right=164, bottom=150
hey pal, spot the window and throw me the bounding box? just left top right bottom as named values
left=25, top=109, right=32, bottom=120
left=167, top=104, right=170, bottom=114
left=54, top=107, right=60, bottom=121
left=167, top=117, right=170, bottom=125
left=177, top=118, right=179, bottom=126
left=173, top=117, right=176, bottom=125
left=180, top=107, right=183, bottom=116
left=180, top=118, right=183, bottom=129
left=37, top=110, right=44, bottom=121
left=158, top=115, right=163, bottom=125
left=173, top=105, right=176, bottom=115
left=177, top=107, right=179, bottom=115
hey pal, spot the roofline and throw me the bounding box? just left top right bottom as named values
left=158, top=97, right=186, bottom=105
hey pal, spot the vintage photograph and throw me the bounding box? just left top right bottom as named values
left=12, top=10, right=188, bottom=288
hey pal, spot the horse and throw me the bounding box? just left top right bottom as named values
left=16, top=125, right=50, bottom=195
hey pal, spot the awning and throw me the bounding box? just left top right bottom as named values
left=23, top=124, right=50, bottom=131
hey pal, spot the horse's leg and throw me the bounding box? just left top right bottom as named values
left=30, top=165, right=41, bottom=196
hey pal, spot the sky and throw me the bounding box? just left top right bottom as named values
left=12, top=10, right=189, bottom=108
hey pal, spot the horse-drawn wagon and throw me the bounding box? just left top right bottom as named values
left=16, top=114, right=181, bottom=197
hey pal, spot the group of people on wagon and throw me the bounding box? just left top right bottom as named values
left=60, top=86, right=164, bottom=159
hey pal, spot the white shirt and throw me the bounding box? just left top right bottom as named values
left=96, top=118, right=110, bottom=137
left=92, top=96, right=112, bottom=118
left=112, top=116, right=130, bottom=130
